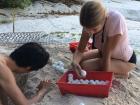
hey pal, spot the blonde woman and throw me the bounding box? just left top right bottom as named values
left=72, top=0, right=136, bottom=78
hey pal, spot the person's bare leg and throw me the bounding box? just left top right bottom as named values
left=80, top=58, right=136, bottom=78
left=80, top=58, right=102, bottom=70
left=81, top=49, right=101, bottom=61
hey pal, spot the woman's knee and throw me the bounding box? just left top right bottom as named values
left=127, top=63, right=136, bottom=72
left=81, top=49, right=100, bottom=61
left=110, top=59, right=136, bottom=74
left=80, top=60, right=88, bottom=70
left=80, top=58, right=101, bottom=70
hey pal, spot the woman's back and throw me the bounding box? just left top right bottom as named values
left=94, top=10, right=133, bottom=61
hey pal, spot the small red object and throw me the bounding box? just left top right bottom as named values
left=57, top=70, right=113, bottom=97
left=69, top=42, right=79, bottom=53
left=69, top=42, right=92, bottom=53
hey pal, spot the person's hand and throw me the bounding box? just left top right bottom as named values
left=71, top=62, right=82, bottom=78
left=29, top=80, right=51, bottom=103
left=37, top=80, right=51, bottom=93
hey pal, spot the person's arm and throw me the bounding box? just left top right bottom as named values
left=0, top=64, right=50, bottom=105
left=0, top=64, right=29, bottom=105
left=72, top=28, right=91, bottom=76
left=29, top=80, right=50, bottom=104
left=101, top=34, right=121, bottom=71
left=73, top=28, right=91, bottom=63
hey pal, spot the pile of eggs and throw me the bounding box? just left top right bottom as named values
left=67, top=74, right=109, bottom=85
left=52, top=61, right=66, bottom=73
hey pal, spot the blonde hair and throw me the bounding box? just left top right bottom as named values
left=80, top=0, right=107, bottom=28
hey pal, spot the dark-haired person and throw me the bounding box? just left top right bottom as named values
left=72, top=0, right=136, bottom=78
left=0, top=42, right=50, bottom=105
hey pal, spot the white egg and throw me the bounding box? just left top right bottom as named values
left=80, top=80, right=86, bottom=84
left=60, top=62, right=64, bottom=67
left=81, top=70, right=87, bottom=77
left=68, top=77, right=73, bottom=80
left=97, top=80, right=104, bottom=85
left=57, top=61, right=64, bottom=66
left=77, top=81, right=81, bottom=84
left=68, top=78, right=73, bottom=82
left=89, top=80, right=96, bottom=85
left=104, top=80, right=109, bottom=85
left=52, top=64, right=57, bottom=68
left=68, top=74, right=73, bottom=82
left=85, top=79, right=89, bottom=84
left=59, top=66, right=64, bottom=70
left=80, top=79, right=86, bottom=84
left=57, top=61, right=63, bottom=64
left=67, top=81, right=72, bottom=84
left=68, top=76, right=73, bottom=79
left=99, top=80, right=106, bottom=85
left=55, top=65, right=60, bottom=70
left=59, top=66, right=66, bottom=73
left=95, top=80, right=100, bottom=84
left=79, top=102, right=85, bottom=105
left=75, top=80, right=81, bottom=84
left=75, top=79, right=79, bottom=81
left=71, top=80, right=75, bottom=84
left=71, top=80, right=78, bottom=84
left=84, top=82, right=89, bottom=84
left=80, top=79, right=84, bottom=82
left=81, top=80, right=88, bottom=84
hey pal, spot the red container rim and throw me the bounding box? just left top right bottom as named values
left=57, top=70, right=113, bottom=86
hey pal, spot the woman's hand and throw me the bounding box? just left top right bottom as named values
left=71, top=62, right=83, bottom=77
left=71, top=27, right=91, bottom=77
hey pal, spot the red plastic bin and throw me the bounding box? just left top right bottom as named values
left=57, top=70, right=113, bottom=97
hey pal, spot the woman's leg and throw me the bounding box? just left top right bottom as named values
left=81, top=49, right=101, bottom=61
left=80, top=58, right=136, bottom=75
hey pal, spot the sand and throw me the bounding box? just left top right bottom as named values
left=0, top=0, right=140, bottom=105
left=0, top=43, right=139, bottom=105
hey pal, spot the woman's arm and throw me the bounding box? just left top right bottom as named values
left=72, top=28, right=91, bottom=76
left=73, top=28, right=91, bottom=63
left=101, top=34, right=121, bottom=71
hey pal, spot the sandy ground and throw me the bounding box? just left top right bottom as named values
left=0, top=43, right=140, bottom=105
left=0, top=0, right=140, bottom=105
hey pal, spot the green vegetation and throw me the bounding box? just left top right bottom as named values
left=0, top=19, right=12, bottom=24
left=0, top=0, right=32, bottom=8
left=0, top=0, right=82, bottom=9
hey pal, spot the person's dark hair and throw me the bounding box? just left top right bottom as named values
left=10, top=42, right=50, bottom=71
left=80, top=0, right=106, bottom=28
